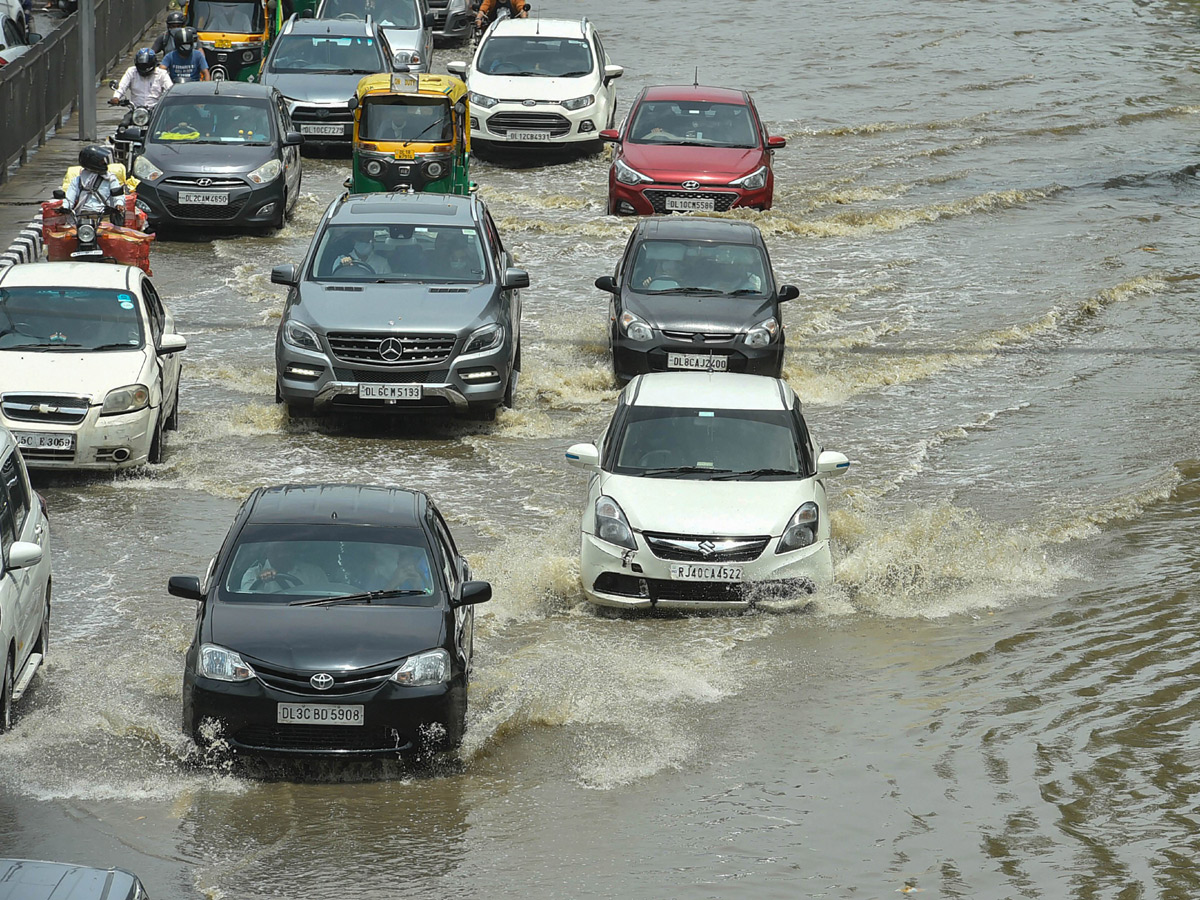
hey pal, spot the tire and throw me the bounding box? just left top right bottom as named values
left=165, top=379, right=180, bottom=431
left=0, top=653, right=12, bottom=734
left=34, top=594, right=49, bottom=659
left=286, top=401, right=314, bottom=419
left=273, top=190, right=287, bottom=229
left=502, top=345, right=520, bottom=409
left=465, top=403, right=497, bottom=422
left=148, top=412, right=165, bottom=464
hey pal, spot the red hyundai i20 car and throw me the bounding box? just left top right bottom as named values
left=601, top=84, right=786, bottom=216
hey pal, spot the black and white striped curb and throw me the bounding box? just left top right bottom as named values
left=0, top=213, right=44, bottom=268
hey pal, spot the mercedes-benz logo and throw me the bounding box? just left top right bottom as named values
left=698, top=540, right=717, bottom=558
left=379, top=336, right=406, bottom=362
left=310, top=673, right=334, bottom=691
left=196, top=178, right=212, bottom=187
left=682, top=180, right=701, bottom=191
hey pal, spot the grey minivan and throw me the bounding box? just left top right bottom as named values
left=271, top=192, right=527, bottom=420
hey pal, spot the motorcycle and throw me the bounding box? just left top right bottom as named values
left=107, top=80, right=151, bottom=171
left=43, top=180, right=155, bottom=273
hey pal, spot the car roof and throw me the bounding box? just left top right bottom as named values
left=635, top=217, right=762, bottom=244
left=330, top=192, right=477, bottom=223
left=245, top=484, right=427, bottom=527
left=490, top=16, right=590, bottom=38
left=283, top=16, right=373, bottom=36
left=163, top=81, right=276, bottom=100
left=0, top=262, right=141, bottom=291
left=0, top=859, right=142, bottom=900
left=639, top=84, right=751, bottom=105
left=627, top=373, right=793, bottom=411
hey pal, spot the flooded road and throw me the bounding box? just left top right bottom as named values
left=4, top=0, right=1200, bottom=895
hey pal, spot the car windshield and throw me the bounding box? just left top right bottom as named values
left=311, top=224, right=488, bottom=283
left=476, top=36, right=593, bottom=78
left=189, top=1, right=264, bottom=34
left=611, top=405, right=806, bottom=479
left=360, top=98, right=451, bottom=142
left=0, top=287, right=144, bottom=351
left=628, top=100, right=759, bottom=148
left=322, top=0, right=419, bottom=28
left=629, top=239, right=771, bottom=296
left=219, top=523, right=441, bottom=605
left=268, top=34, right=381, bottom=74
left=150, top=98, right=274, bottom=143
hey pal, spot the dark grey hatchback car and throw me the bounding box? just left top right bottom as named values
left=595, top=217, right=798, bottom=382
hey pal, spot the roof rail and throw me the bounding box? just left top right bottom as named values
left=580, top=15, right=589, bottom=30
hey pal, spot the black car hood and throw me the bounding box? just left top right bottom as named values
left=209, top=600, right=447, bottom=670
left=625, top=292, right=777, bottom=333
left=296, top=282, right=496, bottom=332
left=142, top=140, right=278, bottom=176
left=262, top=72, right=365, bottom=104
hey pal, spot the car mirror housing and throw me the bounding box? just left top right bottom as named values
left=158, top=333, right=188, bottom=354
left=778, top=284, right=799, bottom=302
left=7, top=541, right=43, bottom=571
left=566, top=442, right=600, bottom=471
left=168, top=575, right=203, bottom=600
left=598, top=128, right=620, bottom=143
left=502, top=267, right=530, bottom=290
left=767, top=135, right=787, bottom=150
left=594, top=274, right=617, bottom=293
left=271, top=263, right=299, bottom=286
left=284, top=130, right=304, bottom=146
left=603, top=64, right=624, bottom=82
left=447, top=61, right=467, bottom=76
left=815, top=450, right=850, bottom=479
left=346, top=96, right=358, bottom=110
left=453, top=580, right=492, bottom=608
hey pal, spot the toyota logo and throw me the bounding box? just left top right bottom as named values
left=698, top=540, right=717, bottom=558
left=196, top=178, right=212, bottom=187
left=682, top=180, right=701, bottom=191
left=310, top=673, right=334, bottom=691
left=379, top=337, right=406, bottom=362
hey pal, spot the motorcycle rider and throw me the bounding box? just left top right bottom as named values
left=109, top=48, right=173, bottom=112
left=151, top=10, right=187, bottom=56
left=63, top=146, right=125, bottom=226
left=474, top=0, right=527, bottom=30
left=161, top=27, right=210, bottom=83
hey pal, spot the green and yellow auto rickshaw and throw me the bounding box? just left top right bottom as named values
left=184, top=0, right=273, bottom=82
left=351, top=73, right=471, bottom=195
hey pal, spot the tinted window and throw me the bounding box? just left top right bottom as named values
left=0, top=288, right=144, bottom=351
left=189, top=1, right=265, bottom=33
left=1, top=452, right=28, bottom=536
left=151, top=98, right=275, bottom=144
left=0, top=485, right=13, bottom=562
left=268, top=34, right=382, bottom=74
left=628, top=100, right=759, bottom=148
left=360, top=97, right=451, bottom=142
left=476, top=36, right=593, bottom=78
left=628, top=239, right=770, bottom=296
left=323, top=0, right=420, bottom=28
left=311, top=223, right=487, bottom=283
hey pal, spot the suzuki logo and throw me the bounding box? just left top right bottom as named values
left=310, top=673, right=334, bottom=691
left=698, top=540, right=717, bottom=558
left=379, top=336, right=406, bottom=362
left=196, top=178, right=212, bottom=187
left=315, top=108, right=330, bottom=118
left=681, top=180, right=701, bottom=191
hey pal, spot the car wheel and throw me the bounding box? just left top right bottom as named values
left=0, top=653, right=12, bottom=734
left=148, top=412, right=165, bottom=464
left=273, top=190, right=287, bottom=229
left=34, top=593, right=49, bottom=659
left=286, top=400, right=314, bottom=419
left=165, top=379, right=181, bottom=431
left=465, top=403, right=497, bottom=422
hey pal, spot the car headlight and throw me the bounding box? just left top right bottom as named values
left=394, top=50, right=417, bottom=66
left=424, top=159, right=445, bottom=179
left=283, top=319, right=322, bottom=352
left=777, top=502, right=819, bottom=554
left=364, top=157, right=385, bottom=177
left=100, top=383, right=150, bottom=416
left=132, top=155, right=163, bottom=182
left=131, top=107, right=151, bottom=127
left=614, top=158, right=652, bottom=186
left=730, top=166, right=768, bottom=190
left=248, top=158, right=282, bottom=184
left=595, top=495, right=636, bottom=550
left=391, top=648, right=450, bottom=686
left=562, top=94, right=594, bottom=111
left=199, top=643, right=256, bottom=681
left=462, top=323, right=504, bottom=355
left=744, top=317, right=779, bottom=348
left=469, top=92, right=498, bottom=109
left=619, top=311, right=653, bottom=343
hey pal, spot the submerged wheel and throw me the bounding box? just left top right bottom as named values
left=165, top=379, right=181, bottom=431
left=34, top=594, right=49, bottom=659
left=0, top=653, right=13, bottom=734
left=147, top=412, right=165, bottom=464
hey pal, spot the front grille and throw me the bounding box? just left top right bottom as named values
left=644, top=190, right=738, bottom=214
left=291, top=107, right=354, bottom=124
left=486, top=112, right=572, bottom=137
left=163, top=176, right=245, bottom=188
left=661, top=330, right=737, bottom=343
left=18, top=447, right=76, bottom=462
left=234, top=724, right=405, bottom=752
left=1, top=393, right=90, bottom=425
left=250, top=659, right=396, bottom=697
left=333, top=368, right=448, bottom=384
left=593, top=572, right=814, bottom=603
left=642, top=532, right=770, bottom=563
left=327, top=332, right=457, bottom=367
left=166, top=198, right=248, bottom=220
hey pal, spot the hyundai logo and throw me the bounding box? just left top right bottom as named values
left=310, top=673, right=334, bottom=691
left=196, top=178, right=212, bottom=187
left=682, top=180, right=701, bottom=191
left=698, top=540, right=717, bottom=558
left=379, top=336, right=406, bottom=362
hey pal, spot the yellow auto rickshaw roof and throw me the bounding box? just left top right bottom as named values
left=355, top=73, right=467, bottom=104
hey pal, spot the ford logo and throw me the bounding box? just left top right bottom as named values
left=310, top=673, right=334, bottom=691
left=682, top=180, right=701, bottom=191
left=522, top=99, right=537, bottom=107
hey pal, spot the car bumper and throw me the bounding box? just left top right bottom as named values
left=579, top=531, right=832, bottom=611
left=136, top=178, right=286, bottom=228
left=608, top=179, right=774, bottom=216
left=430, top=8, right=472, bottom=40
left=1, top=406, right=157, bottom=470
left=184, top=672, right=467, bottom=756
left=471, top=104, right=605, bottom=150
left=612, top=339, right=784, bottom=381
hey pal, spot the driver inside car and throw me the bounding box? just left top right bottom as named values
left=240, top=542, right=328, bottom=593
left=333, top=228, right=391, bottom=274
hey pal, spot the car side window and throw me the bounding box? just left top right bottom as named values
left=482, top=209, right=504, bottom=266
left=431, top=512, right=461, bottom=591
left=2, top=19, right=20, bottom=47
left=593, top=32, right=606, bottom=68
left=142, top=280, right=166, bottom=344
left=0, top=480, right=14, bottom=563
left=617, top=228, right=637, bottom=282
left=0, top=452, right=28, bottom=536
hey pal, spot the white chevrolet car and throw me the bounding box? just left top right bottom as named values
left=0, top=425, right=51, bottom=732
left=0, top=263, right=186, bottom=470
left=566, top=373, right=849, bottom=610
left=448, top=16, right=622, bottom=155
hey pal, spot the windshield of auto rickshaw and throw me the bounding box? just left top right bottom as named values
left=189, top=0, right=265, bottom=33
left=322, top=0, right=420, bottom=28
left=360, top=97, right=452, bottom=144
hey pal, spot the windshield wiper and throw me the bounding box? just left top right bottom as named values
left=91, top=342, right=141, bottom=351
left=728, top=288, right=764, bottom=296
left=710, top=468, right=800, bottom=480
left=554, top=70, right=591, bottom=77
left=648, top=286, right=723, bottom=295
left=638, top=465, right=734, bottom=478
left=23, top=343, right=84, bottom=351
left=288, top=589, right=427, bottom=607
left=401, top=116, right=448, bottom=149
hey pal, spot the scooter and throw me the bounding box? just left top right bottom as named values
left=471, top=1, right=529, bottom=47
left=107, top=80, right=151, bottom=171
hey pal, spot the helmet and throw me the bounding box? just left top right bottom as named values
left=166, top=11, right=186, bottom=28
left=134, top=47, right=157, bottom=75
left=79, top=145, right=111, bottom=174
left=172, top=26, right=197, bottom=53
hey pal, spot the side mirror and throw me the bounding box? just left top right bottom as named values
left=299, top=7, right=314, bottom=16
left=452, top=579, right=492, bottom=608
left=767, top=135, right=786, bottom=150
left=346, top=96, right=358, bottom=110
left=120, top=126, right=145, bottom=142
left=7, top=541, right=43, bottom=571
left=502, top=267, right=529, bottom=290
left=566, top=442, right=600, bottom=471
left=446, top=61, right=467, bottom=77
left=598, top=128, right=620, bottom=143
left=603, top=64, right=623, bottom=83
left=28, top=32, right=42, bottom=44
left=284, top=130, right=304, bottom=146
left=158, top=333, right=188, bottom=354
left=168, top=575, right=203, bottom=600
left=778, top=284, right=799, bottom=302
left=815, top=450, right=850, bottom=479
left=52, top=189, right=66, bottom=200
left=271, top=263, right=299, bottom=285
left=108, top=79, right=118, bottom=90
left=594, top=274, right=616, bottom=293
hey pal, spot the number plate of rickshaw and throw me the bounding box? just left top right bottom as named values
left=665, top=196, right=715, bottom=212
left=359, top=384, right=422, bottom=400
left=13, top=432, right=75, bottom=451
left=667, top=352, right=727, bottom=372
left=277, top=703, right=364, bottom=726
left=669, top=564, right=743, bottom=582
left=507, top=130, right=551, bottom=141
left=178, top=192, right=229, bottom=205
left=214, top=39, right=232, bottom=49
left=301, top=123, right=343, bottom=136
left=393, top=148, right=416, bottom=159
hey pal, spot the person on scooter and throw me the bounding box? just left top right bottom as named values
left=474, top=0, right=527, bottom=30
left=152, top=10, right=187, bottom=56
left=63, top=146, right=125, bottom=226
left=109, top=48, right=173, bottom=112
left=161, top=27, right=210, bottom=83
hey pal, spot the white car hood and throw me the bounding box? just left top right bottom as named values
left=1, top=349, right=149, bottom=402
left=468, top=70, right=595, bottom=103
left=599, top=472, right=816, bottom=537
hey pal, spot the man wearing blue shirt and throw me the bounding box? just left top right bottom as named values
left=161, top=27, right=210, bottom=83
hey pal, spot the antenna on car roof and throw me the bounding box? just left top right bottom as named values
left=693, top=67, right=699, bottom=87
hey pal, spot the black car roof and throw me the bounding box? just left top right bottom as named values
left=162, top=81, right=276, bottom=100
left=330, top=192, right=478, bottom=224
left=245, top=484, right=426, bottom=527
left=636, top=216, right=762, bottom=244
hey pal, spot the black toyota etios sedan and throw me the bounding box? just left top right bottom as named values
left=171, top=483, right=491, bottom=756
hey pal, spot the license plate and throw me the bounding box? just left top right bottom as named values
left=665, top=196, right=715, bottom=212
left=277, top=703, right=364, bottom=725
left=214, top=39, right=232, bottom=49
left=393, top=148, right=415, bottom=160
left=70, top=249, right=104, bottom=256
left=507, top=130, right=551, bottom=141
left=14, top=432, right=75, bottom=451
left=359, top=384, right=422, bottom=400
left=667, top=352, right=727, bottom=372
left=669, top=564, right=744, bottom=582
left=178, top=192, right=228, bottom=205
left=301, top=123, right=344, bottom=136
